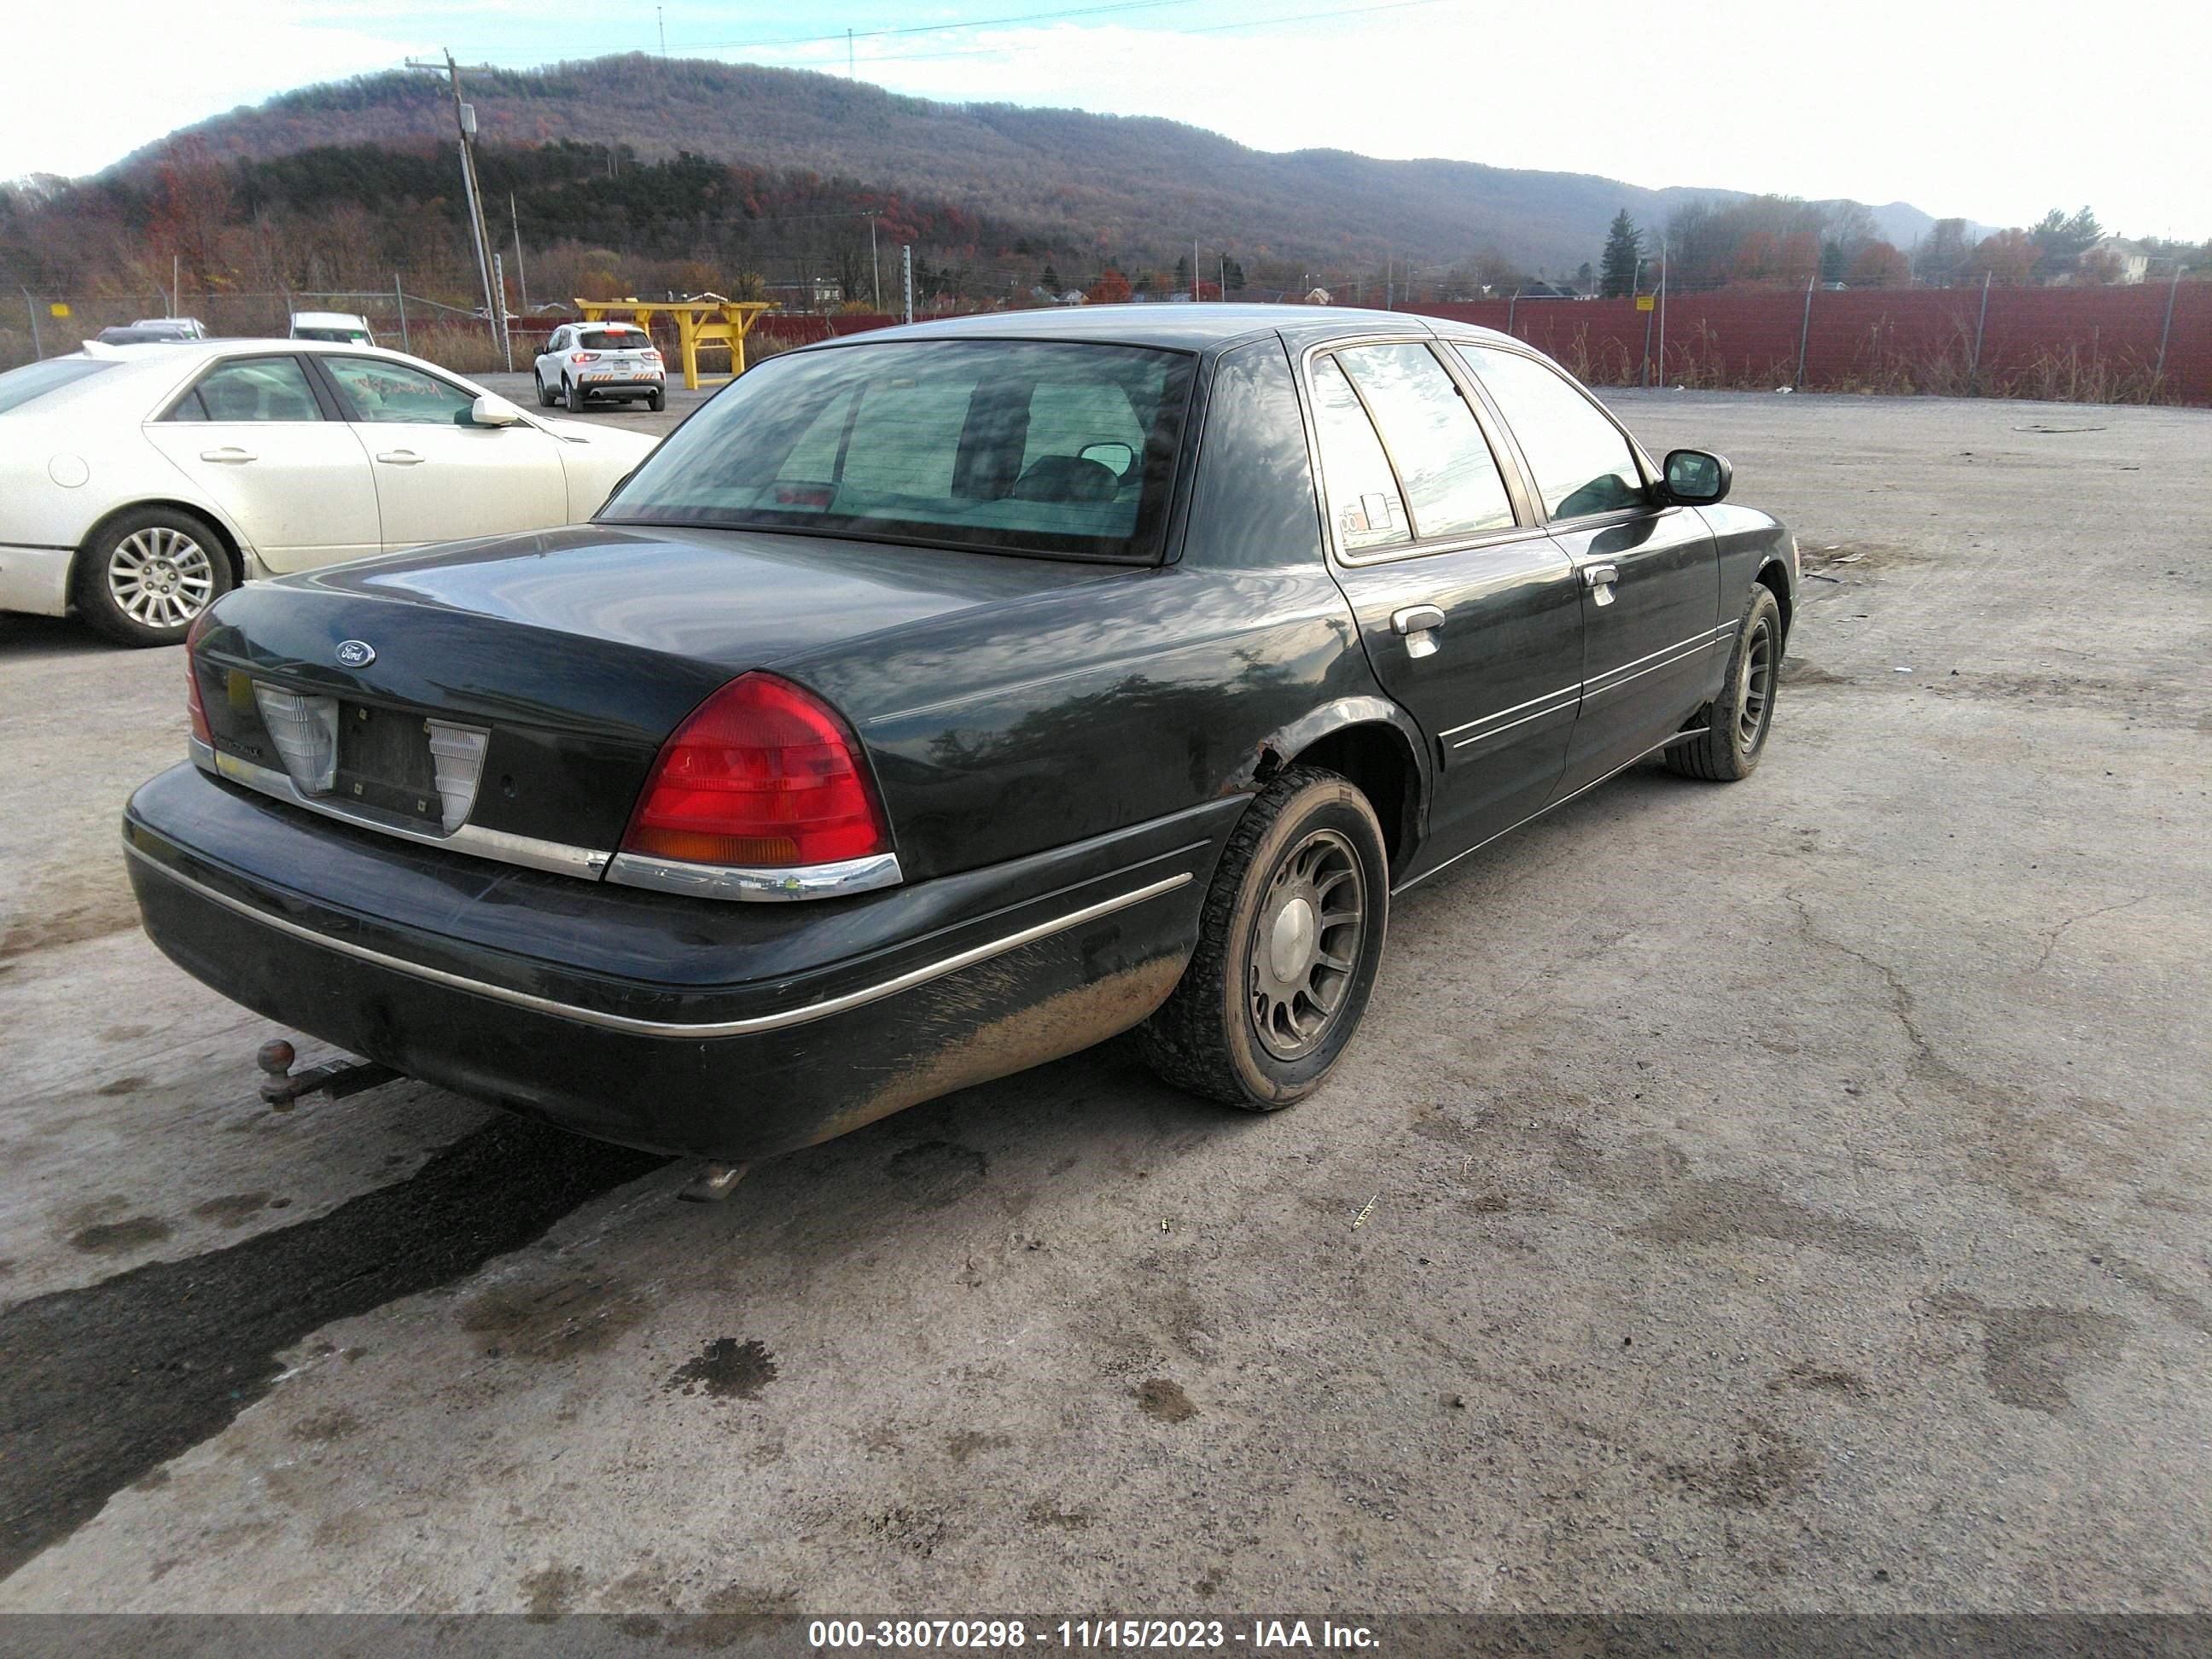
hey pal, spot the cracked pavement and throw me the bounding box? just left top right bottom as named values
left=0, top=388, right=2205, bottom=1613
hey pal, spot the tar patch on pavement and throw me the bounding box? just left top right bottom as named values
left=0, top=1117, right=664, bottom=1580
left=663, top=1336, right=778, bottom=1400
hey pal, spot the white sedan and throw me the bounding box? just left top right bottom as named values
left=0, top=340, right=658, bottom=645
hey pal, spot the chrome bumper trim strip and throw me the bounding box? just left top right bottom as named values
left=606, top=850, right=905, bottom=903
left=125, top=842, right=1191, bottom=1039
left=195, top=741, right=610, bottom=880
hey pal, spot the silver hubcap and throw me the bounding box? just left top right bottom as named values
left=1249, top=828, right=1365, bottom=1061
left=1738, top=620, right=1774, bottom=751
left=108, top=527, right=214, bottom=630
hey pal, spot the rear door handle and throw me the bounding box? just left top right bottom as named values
left=1583, top=562, right=1620, bottom=606
left=199, top=447, right=256, bottom=463
left=1391, top=604, right=1446, bottom=660
left=375, top=450, right=425, bottom=466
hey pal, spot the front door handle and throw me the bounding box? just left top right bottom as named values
left=1583, top=562, right=1620, bottom=606
left=375, top=450, right=426, bottom=466
left=199, top=447, right=256, bottom=463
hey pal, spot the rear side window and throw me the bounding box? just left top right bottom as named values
left=1334, top=342, right=1516, bottom=541
left=166, top=357, right=322, bottom=423
left=602, top=340, right=1196, bottom=562
left=0, top=357, right=115, bottom=415
left=1308, top=355, right=1410, bottom=554
left=1456, top=345, right=1645, bottom=521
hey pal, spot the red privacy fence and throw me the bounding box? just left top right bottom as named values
left=1412, top=282, right=2210, bottom=405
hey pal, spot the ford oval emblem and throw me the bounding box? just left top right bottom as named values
left=335, top=639, right=376, bottom=669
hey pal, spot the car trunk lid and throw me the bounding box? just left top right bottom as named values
left=192, top=523, right=1120, bottom=858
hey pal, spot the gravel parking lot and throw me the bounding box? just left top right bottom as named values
left=0, top=388, right=2205, bottom=1615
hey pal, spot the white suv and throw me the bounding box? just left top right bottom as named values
left=533, top=323, right=666, bottom=413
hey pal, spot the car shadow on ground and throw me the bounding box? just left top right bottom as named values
left=0, top=614, right=130, bottom=661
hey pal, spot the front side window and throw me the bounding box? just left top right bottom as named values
left=166, top=357, right=322, bottom=423
left=321, top=356, right=479, bottom=425
left=602, top=340, right=1196, bottom=562
left=1456, top=345, right=1645, bottom=521
left=1334, top=342, right=1516, bottom=541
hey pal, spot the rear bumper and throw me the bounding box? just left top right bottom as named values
left=574, top=377, right=662, bottom=395
left=125, top=763, right=1232, bottom=1159
left=0, top=543, right=73, bottom=617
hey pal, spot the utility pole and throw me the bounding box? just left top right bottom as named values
left=902, top=245, right=914, bottom=324
left=408, top=51, right=502, bottom=350
left=492, top=253, right=513, bottom=370
left=870, top=218, right=881, bottom=311
left=847, top=29, right=856, bottom=78
left=658, top=7, right=667, bottom=56
left=1192, top=238, right=1200, bottom=300
left=509, top=193, right=530, bottom=314
left=1656, top=236, right=1667, bottom=384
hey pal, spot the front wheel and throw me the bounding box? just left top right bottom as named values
left=1666, top=585, right=1782, bottom=781
left=74, top=506, right=234, bottom=647
left=1139, top=766, right=1389, bottom=1110
left=565, top=377, right=586, bottom=414
left=534, top=372, right=556, bottom=408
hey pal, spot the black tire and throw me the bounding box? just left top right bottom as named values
left=534, top=372, right=556, bottom=409
left=1139, top=766, right=1390, bottom=1110
left=565, top=377, right=587, bottom=414
left=73, top=505, right=234, bottom=648
left=647, top=389, right=666, bottom=412
left=1666, top=585, right=1782, bottom=781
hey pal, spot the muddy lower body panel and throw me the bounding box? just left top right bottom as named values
left=123, top=772, right=1221, bottom=1161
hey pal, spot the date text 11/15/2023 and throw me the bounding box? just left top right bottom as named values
left=806, top=1619, right=1378, bottom=1650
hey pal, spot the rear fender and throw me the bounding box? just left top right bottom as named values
left=1249, top=695, right=1434, bottom=847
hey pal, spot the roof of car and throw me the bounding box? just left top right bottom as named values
left=818, top=303, right=1519, bottom=354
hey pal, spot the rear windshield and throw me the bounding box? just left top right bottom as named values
left=601, top=340, right=1196, bottom=562
left=0, top=357, right=117, bottom=415
left=578, top=329, right=649, bottom=349
left=294, top=327, right=371, bottom=343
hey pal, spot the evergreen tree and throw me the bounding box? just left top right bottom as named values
left=1173, top=253, right=1190, bottom=294
left=1040, top=262, right=1062, bottom=294
left=1575, top=261, right=1594, bottom=294
left=1599, top=209, right=1643, bottom=298
left=1220, top=255, right=1245, bottom=293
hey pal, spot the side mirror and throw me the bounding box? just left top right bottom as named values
left=469, top=393, right=523, bottom=428
left=1079, top=440, right=1136, bottom=476
left=1662, top=449, right=1732, bottom=504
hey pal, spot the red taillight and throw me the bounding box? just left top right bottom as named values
left=571, top=351, right=601, bottom=363
left=622, top=672, right=891, bottom=869
left=184, top=611, right=212, bottom=746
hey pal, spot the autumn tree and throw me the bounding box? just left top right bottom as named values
left=1965, top=229, right=2037, bottom=285
left=1088, top=267, right=1132, bottom=304
left=1847, top=241, right=1910, bottom=288
left=1599, top=208, right=1642, bottom=297
left=149, top=138, right=235, bottom=290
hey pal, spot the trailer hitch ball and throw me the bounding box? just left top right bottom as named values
left=257, top=1040, right=302, bottom=1111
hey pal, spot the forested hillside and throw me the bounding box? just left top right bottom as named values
left=100, top=55, right=1737, bottom=277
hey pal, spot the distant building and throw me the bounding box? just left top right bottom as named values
left=2085, top=237, right=2151, bottom=284
left=1304, top=287, right=1333, bottom=305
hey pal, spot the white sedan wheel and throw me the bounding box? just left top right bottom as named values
left=107, top=524, right=217, bottom=632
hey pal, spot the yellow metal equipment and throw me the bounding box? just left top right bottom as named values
left=574, top=297, right=775, bottom=390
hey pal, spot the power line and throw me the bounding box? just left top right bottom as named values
left=666, top=0, right=1199, bottom=55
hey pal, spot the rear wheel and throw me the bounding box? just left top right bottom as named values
left=1139, top=766, right=1389, bottom=1110
left=647, top=389, right=666, bottom=412
left=1666, top=585, right=1782, bottom=781
left=75, top=506, right=233, bottom=647
left=565, top=377, right=586, bottom=414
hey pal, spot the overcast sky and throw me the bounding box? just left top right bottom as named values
left=7, top=0, right=2208, bottom=242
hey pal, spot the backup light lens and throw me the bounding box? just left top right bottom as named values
left=622, top=672, right=891, bottom=869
